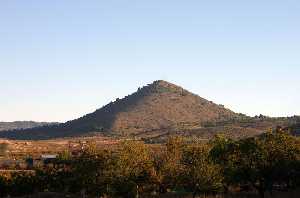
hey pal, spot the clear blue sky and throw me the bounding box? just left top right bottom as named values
left=1, top=0, right=300, bottom=122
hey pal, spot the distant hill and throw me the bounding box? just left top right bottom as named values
left=0, top=80, right=241, bottom=139
left=0, top=80, right=298, bottom=140
left=291, top=122, right=300, bottom=135
left=0, top=121, right=58, bottom=131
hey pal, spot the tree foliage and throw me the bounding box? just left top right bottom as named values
left=0, top=129, right=300, bottom=198
left=210, top=128, right=300, bottom=198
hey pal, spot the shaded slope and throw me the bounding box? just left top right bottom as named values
left=0, top=80, right=239, bottom=140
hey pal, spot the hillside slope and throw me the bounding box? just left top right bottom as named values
left=0, top=121, right=58, bottom=131
left=0, top=80, right=240, bottom=140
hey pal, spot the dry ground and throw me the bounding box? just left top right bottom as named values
left=0, top=136, right=119, bottom=159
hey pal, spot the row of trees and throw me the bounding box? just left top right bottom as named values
left=0, top=128, right=300, bottom=198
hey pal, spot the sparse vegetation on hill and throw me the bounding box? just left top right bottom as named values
left=0, top=81, right=299, bottom=141
left=0, top=80, right=240, bottom=140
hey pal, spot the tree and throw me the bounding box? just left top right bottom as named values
left=70, top=144, right=113, bottom=196
left=210, top=128, right=300, bottom=198
left=154, top=136, right=186, bottom=193
left=209, top=134, right=236, bottom=192
left=9, top=172, right=37, bottom=196
left=181, top=144, right=223, bottom=198
left=0, top=176, right=9, bottom=197
left=112, top=140, right=156, bottom=198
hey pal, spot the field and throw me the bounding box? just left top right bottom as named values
left=0, top=136, right=118, bottom=160
left=0, top=130, right=299, bottom=198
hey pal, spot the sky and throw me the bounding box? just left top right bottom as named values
left=0, top=0, right=300, bottom=122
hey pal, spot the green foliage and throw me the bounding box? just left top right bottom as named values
left=9, top=172, right=37, bottom=196
left=0, top=176, right=9, bottom=197
left=72, top=147, right=113, bottom=196
left=58, top=149, right=72, bottom=161
left=181, top=144, right=223, bottom=196
left=210, top=128, right=300, bottom=198
left=111, top=140, right=156, bottom=197
left=1, top=131, right=300, bottom=197
left=152, top=136, right=186, bottom=192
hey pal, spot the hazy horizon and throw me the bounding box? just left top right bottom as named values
left=1, top=1, right=300, bottom=122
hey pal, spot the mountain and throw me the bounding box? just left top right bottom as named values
left=1, top=80, right=298, bottom=141
left=0, top=80, right=242, bottom=140
left=0, top=121, right=58, bottom=131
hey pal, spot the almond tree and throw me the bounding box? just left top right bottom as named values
left=210, top=128, right=300, bottom=198
left=181, top=144, right=223, bottom=198
left=112, top=140, right=156, bottom=198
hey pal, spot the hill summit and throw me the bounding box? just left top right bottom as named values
left=0, top=80, right=239, bottom=139
left=85, top=80, right=237, bottom=135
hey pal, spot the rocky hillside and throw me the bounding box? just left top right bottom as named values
left=0, top=80, right=241, bottom=140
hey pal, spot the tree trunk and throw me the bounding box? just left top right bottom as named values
left=193, top=190, right=197, bottom=198
left=80, top=189, right=86, bottom=198
left=258, top=188, right=264, bottom=198
left=193, top=188, right=199, bottom=198
left=253, top=179, right=265, bottom=198
left=223, top=185, right=229, bottom=194
left=135, top=184, right=139, bottom=198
